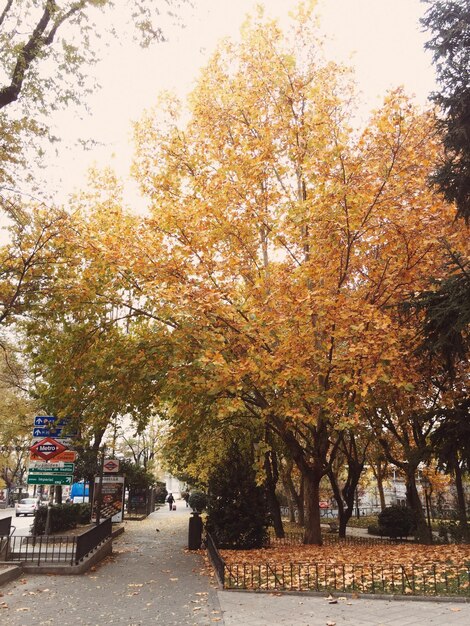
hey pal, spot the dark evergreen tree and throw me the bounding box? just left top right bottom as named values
left=205, top=442, right=269, bottom=549
left=405, top=2, right=470, bottom=368
left=422, top=0, right=470, bottom=223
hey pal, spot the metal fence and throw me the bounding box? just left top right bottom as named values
left=5, top=535, right=77, bottom=565
left=224, top=562, right=470, bottom=596
left=75, top=517, right=112, bottom=564
left=205, top=531, right=469, bottom=597
left=1, top=518, right=112, bottom=566
left=206, top=532, right=225, bottom=586
left=267, top=531, right=406, bottom=547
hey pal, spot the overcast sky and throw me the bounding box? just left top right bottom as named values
left=48, top=0, right=436, bottom=204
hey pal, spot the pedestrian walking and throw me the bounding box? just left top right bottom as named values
left=167, top=492, right=175, bottom=511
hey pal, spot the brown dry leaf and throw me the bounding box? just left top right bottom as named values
left=450, top=608, right=461, bottom=612
left=16, top=608, right=30, bottom=612
left=326, top=622, right=336, bottom=626
left=128, top=583, right=143, bottom=587
left=211, top=619, right=221, bottom=622
left=192, top=607, right=201, bottom=611
left=169, top=577, right=179, bottom=582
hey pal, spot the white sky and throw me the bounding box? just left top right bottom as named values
left=47, top=0, right=436, bottom=205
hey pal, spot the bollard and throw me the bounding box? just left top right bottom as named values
left=188, top=511, right=203, bottom=550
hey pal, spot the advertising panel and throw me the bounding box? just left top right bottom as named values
left=92, top=475, right=125, bottom=523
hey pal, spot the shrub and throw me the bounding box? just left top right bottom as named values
left=32, top=503, right=90, bottom=536
left=367, top=523, right=383, bottom=536
left=378, top=505, right=416, bottom=538
left=205, top=442, right=269, bottom=549
left=154, top=481, right=168, bottom=504
left=188, top=491, right=208, bottom=513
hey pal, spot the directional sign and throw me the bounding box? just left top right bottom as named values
left=34, top=416, right=68, bottom=427
left=103, top=459, right=120, bottom=473
left=32, top=427, right=67, bottom=439
left=30, top=437, right=67, bottom=461
left=29, top=461, right=75, bottom=472
left=27, top=474, right=73, bottom=486
left=31, top=437, right=73, bottom=447
left=29, top=464, right=74, bottom=475
left=30, top=449, right=77, bottom=463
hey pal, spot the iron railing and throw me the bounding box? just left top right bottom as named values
left=1, top=518, right=112, bottom=566
left=205, top=532, right=225, bottom=586
left=205, top=531, right=469, bottom=596
left=6, top=535, right=77, bottom=565
left=224, top=562, right=470, bottom=596
left=75, top=517, right=112, bottom=564
left=267, top=531, right=406, bottom=547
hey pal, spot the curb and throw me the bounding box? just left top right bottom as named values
left=0, top=564, right=23, bottom=586
left=221, top=587, right=470, bottom=604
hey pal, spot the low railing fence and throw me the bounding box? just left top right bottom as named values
left=1, top=517, right=113, bottom=566
left=267, top=531, right=407, bottom=547
left=5, top=535, right=77, bottom=565
left=205, top=531, right=225, bottom=586
left=204, top=531, right=469, bottom=596
left=75, top=517, right=112, bottom=564
left=224, top=562, right=470, bottom=596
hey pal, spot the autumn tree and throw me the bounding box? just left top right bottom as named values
left=0, top=0, right=188, bottom=195
left=124, top=6, right=463, bottom=544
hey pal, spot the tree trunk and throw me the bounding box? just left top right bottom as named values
left=405, top=470, right=430, bottom=544
left=264, top=451, right=284, bottom=538
left=453, top=458, right=469, bottom=542
left=377, top=474, right=386, bottom=511
left=303, top=470, right=322, bottom=544
left=298, top=476, right=305, bottom=526
left=280, top=458, right=303, bottom=526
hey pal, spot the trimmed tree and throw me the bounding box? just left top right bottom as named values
left=206, top=443, right=269, bottom=549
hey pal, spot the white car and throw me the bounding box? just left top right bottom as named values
left=15, top=498, right=39, bottom=517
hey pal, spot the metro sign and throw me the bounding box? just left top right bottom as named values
left=103, top=459, right=120, bottom=473
left=30, top=449, right=77, bottom=463
left=29, top=437, right=67, bottom=461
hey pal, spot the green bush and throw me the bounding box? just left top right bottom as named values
left=154, top=481, right=168, bottom=504
left=206, top=442, right=269, bottom=549
left=438, top=519, right=470, bottom=543
left=378, top=505, right=416, bottom=538
left=367, top=523, right=383, bottom=536
left=32, top=503, right=91, bottom=536
left=188, top=491, right=208, bottom=513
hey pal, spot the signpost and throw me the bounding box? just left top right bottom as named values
left=30, top=449, right=77, bottom=462
left=103, top=459, right=120, bottom=473
left=29, top=463, right=75, bottom=475
left=27, top=474, right=73, bottom=486
left=34, top=416, right=68, bottom=427
left=29, top=437, right=67, bottom=461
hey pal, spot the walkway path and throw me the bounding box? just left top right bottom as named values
left=1, top=504, right=469, bottom=625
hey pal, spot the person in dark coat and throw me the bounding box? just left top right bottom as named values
left=167, top=492, right=175, bottom=511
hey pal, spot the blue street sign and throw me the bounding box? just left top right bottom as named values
left=34, top=416, right=68, bottom=427
left=32, top=428, right=76, bottom=439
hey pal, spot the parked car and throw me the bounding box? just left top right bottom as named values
left=15, top=498, right=39, bottom=517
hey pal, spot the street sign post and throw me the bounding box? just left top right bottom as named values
left=29, top=437, right=67, bottom=461
left=30, top=449, right=77, bottom=462
left=27, top=474, right=73, bottom=486
left=34, top=416, right=68, bottom=427
left=29, top=464, right=74, bottom=475
left=103, top=459, right=120, bottom=473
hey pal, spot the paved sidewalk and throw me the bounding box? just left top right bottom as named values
left=1, top=503, right=222, bottom=625
left=218, top=590, right=470, bottom=625
left=1, top=505, right=469, bottom=625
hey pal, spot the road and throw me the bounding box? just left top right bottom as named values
left=0, top=507, right=34, bottom=535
